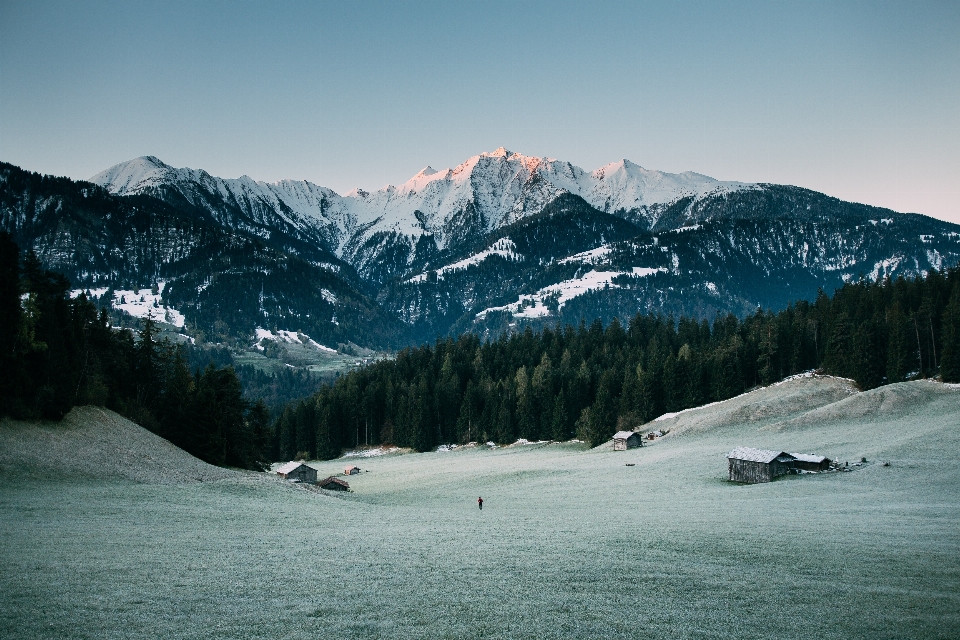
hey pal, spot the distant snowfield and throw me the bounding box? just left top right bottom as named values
left=558, top=244, right=612, bottom=265
left=253, top=327, right=337, bottom=353
left=70, top=282, right=186, bottom=328
left=407, top=238, right=519, bottom=284
left=477, top=267, right=665, bottom=319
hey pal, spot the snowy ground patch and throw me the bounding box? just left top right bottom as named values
left=71, top=282, right=186, bottom=328
left=558, top=245, right=612, bottom=265
left=341, top=446, right=404, bottom=458
left=253, top=328, right=338, bottom=353
left=476, top=267, right=665, bottom=319
left=407, top=238, right=519, bottom=283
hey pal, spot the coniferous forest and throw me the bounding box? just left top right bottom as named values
left=275, top=264, right=960, bottom=459
left=0, top=232, right=271, bottom=470
left=5, top=224, right=960, bottom=467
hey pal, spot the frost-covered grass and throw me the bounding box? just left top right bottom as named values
left=2, top=379, right=959, bottom=639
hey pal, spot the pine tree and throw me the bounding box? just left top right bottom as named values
left=886, top=303, right=913, bottom=383
left=941, top=286, right=960, bottom=383
left=0, top=233, right=23, bottom=416
left=550, top=387, right=570, bottom=441
left=587, top=371, right=618, bottom=447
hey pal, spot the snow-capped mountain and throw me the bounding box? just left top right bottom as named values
left=91, top=149, right=751, bottom=283
left=6, top=149, right=960, bottom=350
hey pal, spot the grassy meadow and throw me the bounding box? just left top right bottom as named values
left=1, top=377, right=959, bottom=639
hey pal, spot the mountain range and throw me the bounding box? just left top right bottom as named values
left=3, top=149, right=959, bottom=349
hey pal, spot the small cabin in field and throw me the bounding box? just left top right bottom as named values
left=727, top=447, right=796, bottom=483
left=318, top=476, right=350, bottom=491
left=613, top=431, right=642, bottom=450
left=276, top=461, right=318, bottom=484
left=344, top=465, right=360, bottom=475
left=790, top=452, right=832, bottom=472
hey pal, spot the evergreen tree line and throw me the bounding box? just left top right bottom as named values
left=276, top=265, right=960, bottom=458
left=0, top=232, right=270, bottom=470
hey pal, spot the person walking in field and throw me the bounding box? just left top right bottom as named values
left=478, top=496, right=483, bottom=510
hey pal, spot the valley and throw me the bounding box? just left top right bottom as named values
left=2, top=377, right=958, bottom=639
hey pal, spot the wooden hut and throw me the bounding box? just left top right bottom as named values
left=790, top=452, right=832, bottom=472
left=318, top=476, right=350, bottom=491
left=344, top=465, right=360, bottom=475
left=276, top=461, right=318, bottom=484
left=613, top=431, right=642, bottom=451
left=726, top=447, right=796, bottom=483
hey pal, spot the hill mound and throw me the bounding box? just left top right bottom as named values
left=641, top=376, right=959, bottom=472
left=647, top=373, right=858, bottom=438
left=0, top=406, right=234, bottom=484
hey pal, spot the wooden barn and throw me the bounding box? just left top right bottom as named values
left=613, top=431, right=642, bottom=450
left=318, top=476, right=350, bottom=491
left=790, top=452, right=832, bottom=472
left=344, top=465, right=360, bottom=475
left=727, top=447, right=796, bottom=483
left=276, top=461, right=318, bottom=484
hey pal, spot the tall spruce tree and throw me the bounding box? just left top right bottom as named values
left=941, top=286, right=960, bottom=383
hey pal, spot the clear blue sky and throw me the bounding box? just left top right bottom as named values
left=2, top=1, right=958, bottom=222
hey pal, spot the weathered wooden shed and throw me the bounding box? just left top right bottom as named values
left=318, top=476, right=350, bottom=491
left=727, top=447, right=796, bottom=483
left=344, top=465, right=360, bottom=475
left=790, top=452, right=832, bottom=472
left=613, top=431, right=642, bottom=450
left=276, top=461, right=318, bottom=484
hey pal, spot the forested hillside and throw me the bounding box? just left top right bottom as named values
left=276, top=266, right=960, bottom=459
left=0, top=232, right=271, bottom=470
left=0, top=161, right=405, bottom=348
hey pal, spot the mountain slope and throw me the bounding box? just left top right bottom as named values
left=92, top=149, right=752, bottom=283
left=10, top=148, right=960, bottom=350
left=0, top=161, right=406, bottom=347
left=380, top=187, right=960, bottom=342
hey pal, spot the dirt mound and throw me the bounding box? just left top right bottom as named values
left=0, top=406, right=234, bottom=484
left=647, top=374, right=858, bottom=438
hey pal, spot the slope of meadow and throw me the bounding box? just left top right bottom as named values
left=1, top=378, right=958, bottom=639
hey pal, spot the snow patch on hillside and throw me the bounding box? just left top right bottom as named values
left=71, top=282, right=185, bottom=328
left=320, top=288, right=337, bottom=304
left=407, top=238, right=519, bottom=283
left=559, top=245, right=612, bottom=265
left=254, top=328, right=337, bottom=353
left=476, top=267, right=665, bottom=319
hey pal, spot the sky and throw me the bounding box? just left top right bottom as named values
left=1, top=0, right=959, bottom=223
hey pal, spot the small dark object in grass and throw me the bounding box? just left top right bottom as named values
left=625, top=463, right=635, bottom=467
left=861, top=456, right=868, bottom=463
left=883, top=462, right=890, bottom=467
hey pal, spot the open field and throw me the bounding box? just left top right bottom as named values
left=2, top=377, right=959, bottom=639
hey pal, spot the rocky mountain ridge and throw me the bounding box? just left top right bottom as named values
left=91, top=149, right=752, bottom=284
left=4, top=150, right=959, bottom=349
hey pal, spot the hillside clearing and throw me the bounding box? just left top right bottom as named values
left=1, top=378, right=959, bottom=639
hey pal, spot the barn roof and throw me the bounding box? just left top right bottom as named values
left=613, top=431, right=637, bottom=440
left=276, top=461, right=306, bottom=474
left=791, top=453, right=828, bottom=463
left=727, top=447, right=795, bottom=464
left=318, top=476, right=350, bottom=488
